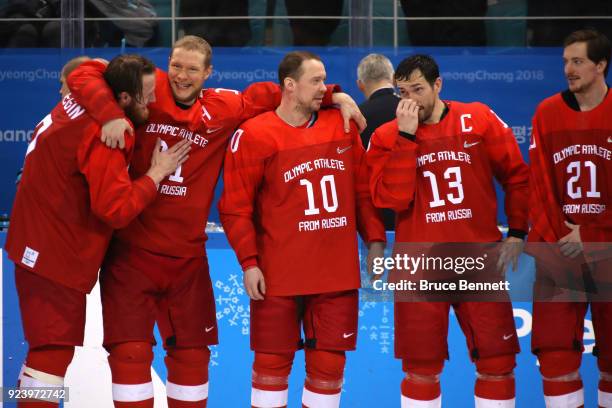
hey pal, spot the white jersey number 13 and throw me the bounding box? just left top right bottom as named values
left=423, top=166, right=465, bottom=208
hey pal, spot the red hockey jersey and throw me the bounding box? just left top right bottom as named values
left=67, top=61, right=339, bottom=257
left=529, top=90, right=612, bottom=243
left=219, top=110, right=385, bottom=296
left=5, top=95, right=157, bottom=293
left=367, top=101, right=529, bottom=243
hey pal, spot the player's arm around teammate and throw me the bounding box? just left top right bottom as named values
left=66, top=58, right=367, bottom=149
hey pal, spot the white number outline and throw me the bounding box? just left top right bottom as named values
left=159, top=140, right=184, bottom=182
left=423, top=166, right=465, bottom=208
left=25, top=114, right=52, bottom=156
left=566, top=160, right=600, bottom=199
left=300, top=174, right=339, bottom=216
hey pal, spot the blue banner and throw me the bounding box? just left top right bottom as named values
left=0, top=47, right=565, bottom=223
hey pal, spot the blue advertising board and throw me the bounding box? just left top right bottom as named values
left=0, top=46, right=564, bottom=223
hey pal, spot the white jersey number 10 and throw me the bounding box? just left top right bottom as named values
left=300, top=175, right=338, bottom=215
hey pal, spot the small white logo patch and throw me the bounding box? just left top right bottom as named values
left=337, top=145, right=352, bottom=154
left=343, top=332, right=354, bottom=339
left=529, top=137, right=537, bottom=150
left=205, top=326, right=215, bottom=333
left=22, top=246, right=39, bottom=268
left=503, top=333, right=514, bottom=341
left=206, top=127, right=223, bottom=134
left=464, top=141, right=480, bottom=148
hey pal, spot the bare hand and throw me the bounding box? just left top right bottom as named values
left=496, top=236, right=525, bottom=272
left=101, top=118, right=133, bottom=149
left=244, top=266, right=266, bottom=300
left=331, top=92, right=367, bottom=133
left=146, top=138, right=190, bottom=185
left=396, top=98, right=419, bottom=135
left=558, top=221, right=583, bottom=258
left=366, top=241, right=386, bottom=282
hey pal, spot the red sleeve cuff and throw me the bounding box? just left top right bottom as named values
left=507, top=217, right=529, bottom=237
left=241, top=256, right=259, bottom=272
left=322, top=84, right=342, bottom=106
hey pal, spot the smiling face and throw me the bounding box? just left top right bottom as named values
left=395, top=68, right=442, bottom=123
left=563, top=41, right=606, bottom=94
left=167, top=47, right=211, bottom=105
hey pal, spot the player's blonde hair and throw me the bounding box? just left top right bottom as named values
left=171, top=35, right=212, bottom=67
left=60, top=56, right=91, bottom=79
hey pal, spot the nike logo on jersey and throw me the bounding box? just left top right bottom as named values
left=464, top=141, right=480, bottom=148
left=529, top=137, right=537, bottom=150
left=608, top=136, right=612, bottom=143
left=205, top=326, right=215, bottom=333
left=337, top=145, right=352, bottom=154
left=343, top=332, right=354, bottom=339
left=503, top=333, right=514, bottom=341
left=206, top=127, right=223, bottom=134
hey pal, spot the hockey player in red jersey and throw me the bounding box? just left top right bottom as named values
left=528, top=29, right=612, bottom=408
left=219, top=51, right=386, bottom=408
left=66, top=36, right=366, bottom=408
left=5, top=54, right=189, bottom=407
left=367, top=54, right=529, bottom=407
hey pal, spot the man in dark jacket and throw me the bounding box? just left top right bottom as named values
left=357, top=53, right=399, bottom=230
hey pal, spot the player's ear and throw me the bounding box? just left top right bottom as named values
left=357, top=79, right=365, bottom=94
left=596, top=59, right=607, bottom=75
left=433, top=77, right=443, bottom=94
left=284, top=77, right=294, bottom=91
left=117, top=92, right=132, bottom=109
left=203, top=64, right=213, bottom=80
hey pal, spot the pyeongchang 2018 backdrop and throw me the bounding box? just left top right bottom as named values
left=0, top=47, right=601, bottom=407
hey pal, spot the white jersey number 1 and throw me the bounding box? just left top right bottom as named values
left=160, top=140, right=185, bottom=183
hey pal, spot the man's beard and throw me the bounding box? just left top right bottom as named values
left=569, top=80, right=588, bottom=94
left=296, top=97, right=322, bottom=116
left=418, top=105, right=433, bottom=123
left=125, top=102, right=149, bottom=127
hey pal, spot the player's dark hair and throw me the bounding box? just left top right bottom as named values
left=394, top=54, right=440, bottom=86
left=104, top=54, right=155, bottom=103
left=278, top=51, right=322, bottom=89
left=564, top=29, right=611, bottom=77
